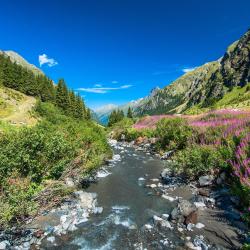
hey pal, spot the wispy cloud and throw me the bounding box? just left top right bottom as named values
left=182, top=67, right=197, bottom=73
left=77, top=84, right=133, bottom=94
left=39, top=54, right=58, bottom=67
left=94, top=84, right=102, bottom=87
left=112, top=80, right=118, bottom=84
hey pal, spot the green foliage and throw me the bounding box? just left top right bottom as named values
left=173, top=144, right=233, bottom=177
left=242, top=244, right=250, bottom=250
left=0, top=102, right=111, bottom=228
left=0, top=54, right=55, bottom=102
left=127, top=107, right=133, bottom=118
left=108, top=109, right=125, bottom=127
left=155, top=118, right=193, bottom=150
left=109, top=118, right=155, bottom=141
left=0, top=54, right=88, bottom=121
left=0, top=176, right=39, bottom=226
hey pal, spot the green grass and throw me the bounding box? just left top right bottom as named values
left=214, top=83, right=250, bottom=108
left=184, top=83, right=250, bottom=114
left=0, top=101, right=111, bottom=228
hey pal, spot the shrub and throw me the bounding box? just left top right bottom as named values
left=0, top=176, right=39, bottom=227
left=0, top=101, right=111, bottom=227
left=155, top=117, right=193, bottom=150
left=173, top=144, right=232, bottom=177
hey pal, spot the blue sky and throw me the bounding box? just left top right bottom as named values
left=0, top=0, right=249, bottom=109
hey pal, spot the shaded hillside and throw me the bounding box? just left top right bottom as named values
left=135, top=29, right=250, bottom=115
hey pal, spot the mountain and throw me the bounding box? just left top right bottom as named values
left=134, top=29, right=250, bottom=115
left=0, top=50, right=44, bottom=75
left=94, top=104, right=118, bottom=125
left=95, top=98, right=144, bottom=125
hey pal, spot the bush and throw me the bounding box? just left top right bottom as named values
left=173, top=144, right=232, bottom=177
left=155, top=118, right=193, bottom=150
left=0, top=101, right=111, bottom=228
left=0, top=176, right=39, bottom=227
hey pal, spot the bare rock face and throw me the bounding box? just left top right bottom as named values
left=221, top=30, right=250, bottom=87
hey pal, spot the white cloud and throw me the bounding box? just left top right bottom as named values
left=94, top=84, right=102, bottom=87
left=182, top=67, right=197, bottom=73
left=39, top=54, right=58, bottom=67
left=77, top=84, right=133, bottom=94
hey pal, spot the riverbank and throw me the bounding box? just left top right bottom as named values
left=1, top=139, right=248, bottom=249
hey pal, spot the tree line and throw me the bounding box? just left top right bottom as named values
left=108, top=107, right=133, bottom=126
left=0, top=53, right=90, bottom=120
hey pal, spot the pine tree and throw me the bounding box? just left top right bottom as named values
left=85, top=108, right=91, bottom=120
left=127, top=107, right=133, bottom=118
left=56, top=79, right=69, bottom=112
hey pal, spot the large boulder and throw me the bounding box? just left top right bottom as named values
left=170, top=200, right=197, bottom=223
left=198, top=175, right=214, bottom=187
left=179, top=200, right=197, bottom=217
left=73, top=191, right=97, bottom=210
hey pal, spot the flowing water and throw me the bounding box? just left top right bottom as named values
left=41, top=143, right=183, bottom=249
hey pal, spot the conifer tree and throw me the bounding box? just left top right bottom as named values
left=56, top=79, right=69, bottom=112
left=127, top=107, right=133, bottom=118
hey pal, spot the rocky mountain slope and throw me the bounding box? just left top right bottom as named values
left=0, top=50, right=44, bottom=75
left=134, top=29, right=250, bottom=115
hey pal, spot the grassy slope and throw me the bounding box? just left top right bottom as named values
left=0, top=86, right=37, bottom=127
left=184, top=83, right=250, bottom=114
left=0, top=89, right=111, bottom=228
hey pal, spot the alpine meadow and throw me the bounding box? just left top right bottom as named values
left=0, top=1, right=250, bottom=249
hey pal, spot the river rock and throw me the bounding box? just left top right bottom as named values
left=179, top=200, right=196, bottom=217
left=184, top=211, right=198, bottom=225
left=73, top=191, right=97, bottom=210
left=135, top=136, right=147, bottom=145
left=65, top=177, right=75, bottom=187
left=161, top=150, right=174, bottom=160
left=162, top=194, right=176, bottom=202
left=195, top=222, right=205, bottom=229
left=198, top=175, right=214, bottom=187
left=108, top=139, right=118, bottom=146
left=93, top=206, right=103, bottom=214
left=144, top=224, right=153, bottom=230
left=33, top=229, right=44, bottom=238
left=185, top=241, right=201, bottom=250
left=153, top=215, right=172, bottom=229
left=80, top=176, right=96, bottom=188
left=193, top=235, right=209, bottom=250
left=0, top=241, right=10, bottom=250
left=160, top=168, right=172, bottom=184
left=198, top=189, right=210, bottom=197
left=47, top=236, right=55, bottom=243
left=170, top=207, right=179, bottom=220
left=149, top=137, right=158, bottom=144
left=150, top=184, right=157, bottom=188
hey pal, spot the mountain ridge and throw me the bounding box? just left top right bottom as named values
left=133, top=29, right=250, bottom=116
left=0, top=50, right=44, bottom=76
